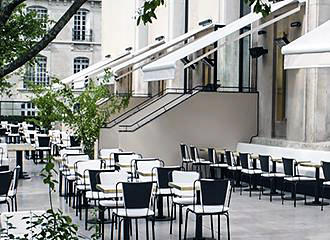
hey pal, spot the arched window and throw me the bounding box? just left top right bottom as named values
left=24, top=55, right=49, bottom=87
left=73, top=57, right=89, bottom=74
left=26, top=6, right=48, bottom=30
left=73, top=9, right=90, bottom=41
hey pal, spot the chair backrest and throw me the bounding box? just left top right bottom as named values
left=180, top=143, right=190, bottom=160
left=99, top=171, right=129, bottom=186
left=189, top=145, right=200, bottom=162
left=322, top=161, right=330, bottom=181
left=66, top=154, right=89, bottom=165
left=116, top=153, right=141, bottom=165
left=135, top=159, right=164, bottom=181
left=156, top=166, right=182, bottom=189
left=11, top=126, right=19, bottom=134
left=259, top=155, right=270, bottom=173
left=121, top=182, right=153, bottom=209
left=172, top=170, right=199, bottom=184
left=225, top=150, right=235, bottom=167
left=282, top=158, right=295, bottom=176
left=70, top=136, right=81, bottom=147
left=199, top=179, right=231, bottom=209
left=10, top=166, right=21, bottom=193
left=0, top=171, right=12, bottom=196
left=38, top=136, right=50, bottom=147
left=88, top=169, right=114, bottom=192
left=60, top=149, right=81, bottom=158
left=76, top=160, right=103, bottom=177
left=99, top=148, right=122, bottom=158
left=0, top=128, right=6, bottom=136
left=239, top=153, right=251, bottom=170
left=208, top=148, right=218, bottom=164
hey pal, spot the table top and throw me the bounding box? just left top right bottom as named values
left=169, top=182, right=200, bottom=191
left=299, top=162, right=321, bottom=168
left=116, top=162, right=132, bottom=168
left=199, top=147, right=225, bottom=154
left=7, top=144, right=35, bottom=151
left=136, top=170, right=155, bottom=177
left=96, top=184, right=122, bottom=193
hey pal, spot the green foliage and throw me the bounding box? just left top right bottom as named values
left=0, top=3, right=51, bottom=93
left=30, top=79, right=130, bottom=158
left=137, top=0, right=271, bottom=25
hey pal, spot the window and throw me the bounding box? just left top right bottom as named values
left=21, top=102, right=36, bottom=116
left=73, top=57, right=89, bottom=88
left=73, top=57, right=89, bottom=74
left=24, top=56, right=49, bottom=87
left=26, top=6, right=48, bottom=30
left=73, top=9, right=90, bottom=41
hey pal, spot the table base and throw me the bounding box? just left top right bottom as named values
left=244, top=187, right=261, bottom=192
left=282, top=196, right=305, bottom=201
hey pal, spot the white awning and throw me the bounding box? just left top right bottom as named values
left=142, top=0, right=305, bottom=81
left=282, top=20, right=330, bottom=69
left=112, top=23, right=216, bottom=81
left=61, top=39, right=166, bottom=86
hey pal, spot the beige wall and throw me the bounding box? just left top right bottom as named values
left=117, top=92, right=258, bottom=165
left=99, top=96, right=148, bottom=149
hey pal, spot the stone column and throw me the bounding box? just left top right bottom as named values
left=132, top=0, right=149, bottom=96
left=167, top=0, right=185, bottom=89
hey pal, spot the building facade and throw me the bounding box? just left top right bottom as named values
left=100, top=0, right=330, bottom=151
left=0, top=0, right=102, bottom=117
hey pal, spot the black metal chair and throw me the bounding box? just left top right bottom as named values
left=184, top=179, right=232, bottom=240
left=152, top=166, right=182, bottom=219
left=70, top=136, right=81, bottom=147
left=258, top=155, right=285, bottom=201
left=35, top=136, right=51, bottom=164
left=190, top=145, right=211, bottom=178
left=111, top=181, right=155, bottom=240
left=180, top=143, right=193, bottom=171
left=209, top=148, right=228, bottom=179
left=225, top=150, right=241, bottom=191
left=0, top=170, right=13, bottom=211
left=239, top=153, right=262, bottom=197
left=7, top=166, right=20, bottom=211
left=321, top=161, right=330, bottom=211
left=281, top=158, right=315, bottom=207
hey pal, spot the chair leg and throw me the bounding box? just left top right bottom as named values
left=167, top=196, right=170, bottom=217
left=111, top=214, right=115, bottom=240
left=210, top=215, right=214, bottom=239
left=259, top=179, right=263, bottom=200
left=294, top=183, right=297, bottom=208
left=184, top=210, right=189, bottom=240
left=146, top=218, right=149, bottom=240
left=152, top=217, right=155, bottom=240
left=240, top=174, right=243, bottom=196
left=249, top=175, right=252, bottom=197
left=85, top=198, right=88, bottom=230
left=281, top=181, right=285, bottom=205
left=179, top=205, right=183, bottom=240
left=321, top=186, right=325, bottom=211
left=170, top=202, right=174, bottom=234
left=15, top=196, right=18, bottom=211
left=7, top=201, right=10, bottom=212
left=135, top=219, right=139, bottom=240
left=226, top=213, right=231, bottom=240
left=118, top=218, right=123, bottom=240
left=218, top=214, right=220, bottom=240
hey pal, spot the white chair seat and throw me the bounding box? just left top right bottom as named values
left=323, top=181, right=330, bottom=186
left=7, top=190, right=16, bottom=198
left=183, top=158, right=193, bottom=163
left=173, top=197, right=195, bottom=205
left=193, top=159, right=211, bottom=165
left=261, top=172, right=285, bottom=178
left=76, top=184, right=91, bottom=191
left=0, top=196, right=8, bottom=202
left=66, top=175, right=76, bottom=181
left=114, top=208, right=155, bottom=217
left=85, top=191, right=115, bottom=199
left=284, top=176, right=316, bottom=181
left=155, top=188, right=172, bottom=195
left=227, top=166, right=242, bottom=171
left=210, top=163, right=228, bottom=168
left=242, top=169, right=262, bottom=175
left=99, top=200, right=124, bottom=208
left=187, top=205, right=229, bottom=214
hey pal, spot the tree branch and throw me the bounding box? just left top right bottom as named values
left=0, top=0, right=88, bottom=78
left=0, top=0, right=26, bottom=27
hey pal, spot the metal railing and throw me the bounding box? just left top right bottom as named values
left=119, top=86, right=203, bottom=132
left=72, top=29, right=93, bottom=42
left=105, top=88, right=186, bottom=129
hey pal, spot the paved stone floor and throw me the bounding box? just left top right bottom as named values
left=1, top=159, right=330, bottom=239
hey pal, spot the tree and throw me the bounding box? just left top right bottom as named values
left=0, top=0, right=88, bottom=91
left=137, top=0, right=271, bottom=25
left=30, top=80, right=130, bottom=158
